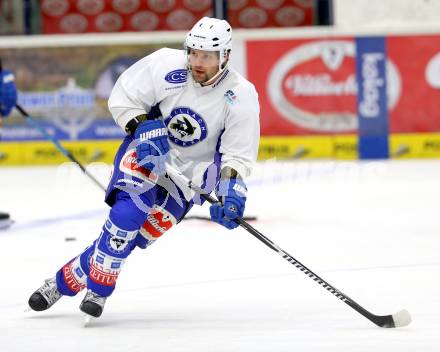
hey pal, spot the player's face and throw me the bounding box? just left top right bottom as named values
left=188, top=49, right=220, bottom=84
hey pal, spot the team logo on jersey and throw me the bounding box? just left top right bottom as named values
left=164, top=107, right=207, bottom=147
left=165, top=69, right=187, bottom=84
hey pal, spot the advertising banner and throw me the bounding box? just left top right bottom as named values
left=40, top=0, right=315, bottom=34
left=228, top=0, right=314, bottom=29
left=387, top=34, right=440, bottom=133
left=247, top=34, right=440, bottom=159
left=3, top=31, right=440, bottom=164
left=40, top=0, right=211, bottom=33
left=0, top=42, right=180, bottom=165
left=0, top=42, right=181, bottom=141
left=247, top=37, right=358, bottom=136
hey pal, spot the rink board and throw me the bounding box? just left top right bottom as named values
left=1, top=133, right=440, bottom=165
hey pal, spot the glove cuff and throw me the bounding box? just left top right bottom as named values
left=125, top=114, right=148, bottom=135
left=216, top=167, right=247, bottom=199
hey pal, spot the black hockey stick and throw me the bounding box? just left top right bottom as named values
left=184, top=214, right=257, bottom=221
left=15, top=104, right=107, bottom=192
left=165, top=165, right=411, bottom=328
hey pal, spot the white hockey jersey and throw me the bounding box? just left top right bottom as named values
left=108, top=48, right=260, bottom=194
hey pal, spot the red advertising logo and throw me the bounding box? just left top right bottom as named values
left=183, top=0, right=211, bottom=11
left=41, top=0, right=70, bottom=17
left=95, top=12, right=124, bottom=32
left=425, top=52, right=440, bottom=89
left=59, top=13, right=88, bottom=32
left=77, top=0, right=105, bottom=16
left=130, top=11, right=159, bottom=31
left=249, top=39, right=401, bottom=135
left=256, top=0, right=284, bottom=9
left=112, top=0, right=141, bottom=14
left=239, top=7, right=268, bottom=27
left=229, top=0, right=248, bottom=11
left=166, top=9, right=196, bottom=30
left=147, top=0, right=176, bottom=13
left=275, top=6, right=305, bottom=26
left=386, top=35, right=440, bottom=133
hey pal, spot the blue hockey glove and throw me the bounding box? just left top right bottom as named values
left=134, top=119, right=170, bottom=176
left=0, top=70, right=17, bottom=117
left=210, top=177, right=247, bottom=230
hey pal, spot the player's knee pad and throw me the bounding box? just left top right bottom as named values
left=109, top=191, right=153, bottom=231
left=136, top=206, right=177, bottom=249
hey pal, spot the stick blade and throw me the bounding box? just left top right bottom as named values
left=374, top=309, right=412, bottom=328
left=370, top=309, right=411, bottom=328
left=392, top=309, right=412, bottom=328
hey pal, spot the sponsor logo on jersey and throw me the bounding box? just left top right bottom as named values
left=224, top=89, right=238, bottom=105
left=165, top=69, right=188, bottom=84
left=267, top=40, right=401, bottom=132
left=164, top=107, right=207, bottom=147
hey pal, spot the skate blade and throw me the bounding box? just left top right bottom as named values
left=83, top=314, right=94, bottom=327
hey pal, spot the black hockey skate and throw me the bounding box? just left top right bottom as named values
left=79, top=290, right=107, bottom=318
left=28, top=277, right=63, bottom=311
left=0, top=212, right=12, bottom=230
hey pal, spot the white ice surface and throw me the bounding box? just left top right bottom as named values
left=1, top=160, right=439, bottom=352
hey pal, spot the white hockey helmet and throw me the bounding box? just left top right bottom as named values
left=185, top=17, right=232, bottom=70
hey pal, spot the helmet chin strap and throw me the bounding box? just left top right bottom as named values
left=208, top=49, right=230, bottom=85
left=200, top=63, right=227, bottom=86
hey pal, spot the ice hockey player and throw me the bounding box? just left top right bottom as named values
left=28, top=17, right=260, bottom=319
left=0, top=62, right=18, bottom=230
